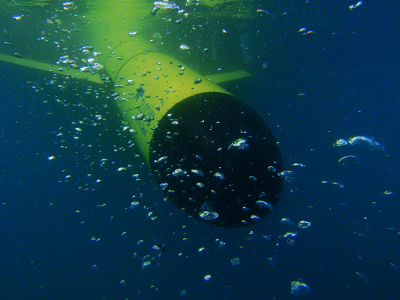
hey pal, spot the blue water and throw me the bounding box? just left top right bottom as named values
left=1, top=1, right=400, bottom=299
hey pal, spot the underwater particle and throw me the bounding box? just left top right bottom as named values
left=333, top=138, right=349, bottom=147
left=48, top=156, right=56, bottom=160
left=204, top=274, right=212, bottom=281
left=283, top=232, right=297, bottom=239
left=152, top=244, right=161, bottom=251
left=172, top=168, right=187, bottom=177
left=256, top=200, right=274, bottom=211
left=349, top=1, right=363, bottom=10
left=128, top=31, right=138, bottom=37
left=285, top=239, right=295, bottom=246
left=199, top=210, right=219, bottom=221
left=135, top=114, right=144, bottom=120
left=142, top=261, right=151, bottom=269
left=179, top=44, right=190, bottom=50
left=381, top=190, right=394, bottom=196
left=81, top=45, right=94, bottom=52
left=290, top=280, right=311, bottom=296
left=154, top=156, right=168, bottom=164
left=228, top=138, right=249, bottom=150
left=256, top=8, right=269, bottom=15
left=244, top=230, right=255, bottom=241
left=348, top=136, right=384, bottom=151
left=12, top=15, right=24, bottom=20
left=338, top=155, right=361, bottom=165
left=321, top=180, right=344, bottom=189
left=198, top=247, right=206, bottom=252
left=297, top=220, right=311, bottom=229
left=80, top=66, right=90, bottom=72
left=222, top=28, right=228, bottom=34
left=88, top=59, right=101, bottom=71
left=261, top=235, right=272, bottom=242
left=159, top=183, right=168, bottom=190
left=130, top=201, right=139, bottom=209
left=153, top=244, right=167, bottom=253
left=292, top=163, right=306, bottom=167
left=148, top=211, right=157, bottom=220
left=191, top=169, right=204, bottom=176
left=217, top=240, right=226, bottom=248
left=261, top=61, right=268, bottom=69
left=298, top=27, right=316, bottom=35
left=231, top=257, right=240, bottom=266
left=180, top=290, right=188, bottom=296
left=119, top=279, right=126, bottom=286
left=213, top=172, right=225, bottom=180
left=13, top=53, right=23, bottom=58
left=280, top=218, right=295, bottom=226
left=334, top=136, right=384, bottom=151
left=153, top=0, right=179, bottom=11
left=355, top=271, right=366, bottom=279
left=194, top=78, right=202, bottom=84
left=278, top=170, right=294, bottom=183
left=390, top=263, right=398, bottom=269
left=62, top=1, right=75, bottom=10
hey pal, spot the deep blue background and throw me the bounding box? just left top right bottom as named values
left=0, top=0, right=399, bottom=299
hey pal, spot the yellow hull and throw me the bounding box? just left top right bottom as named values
left=0, top=0, right=283, bottom=227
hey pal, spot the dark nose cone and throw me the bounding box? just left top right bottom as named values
left=150, top=92, right=284, bottom=227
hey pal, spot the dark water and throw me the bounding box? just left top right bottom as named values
left=0, top=0, right=399, bottom=299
